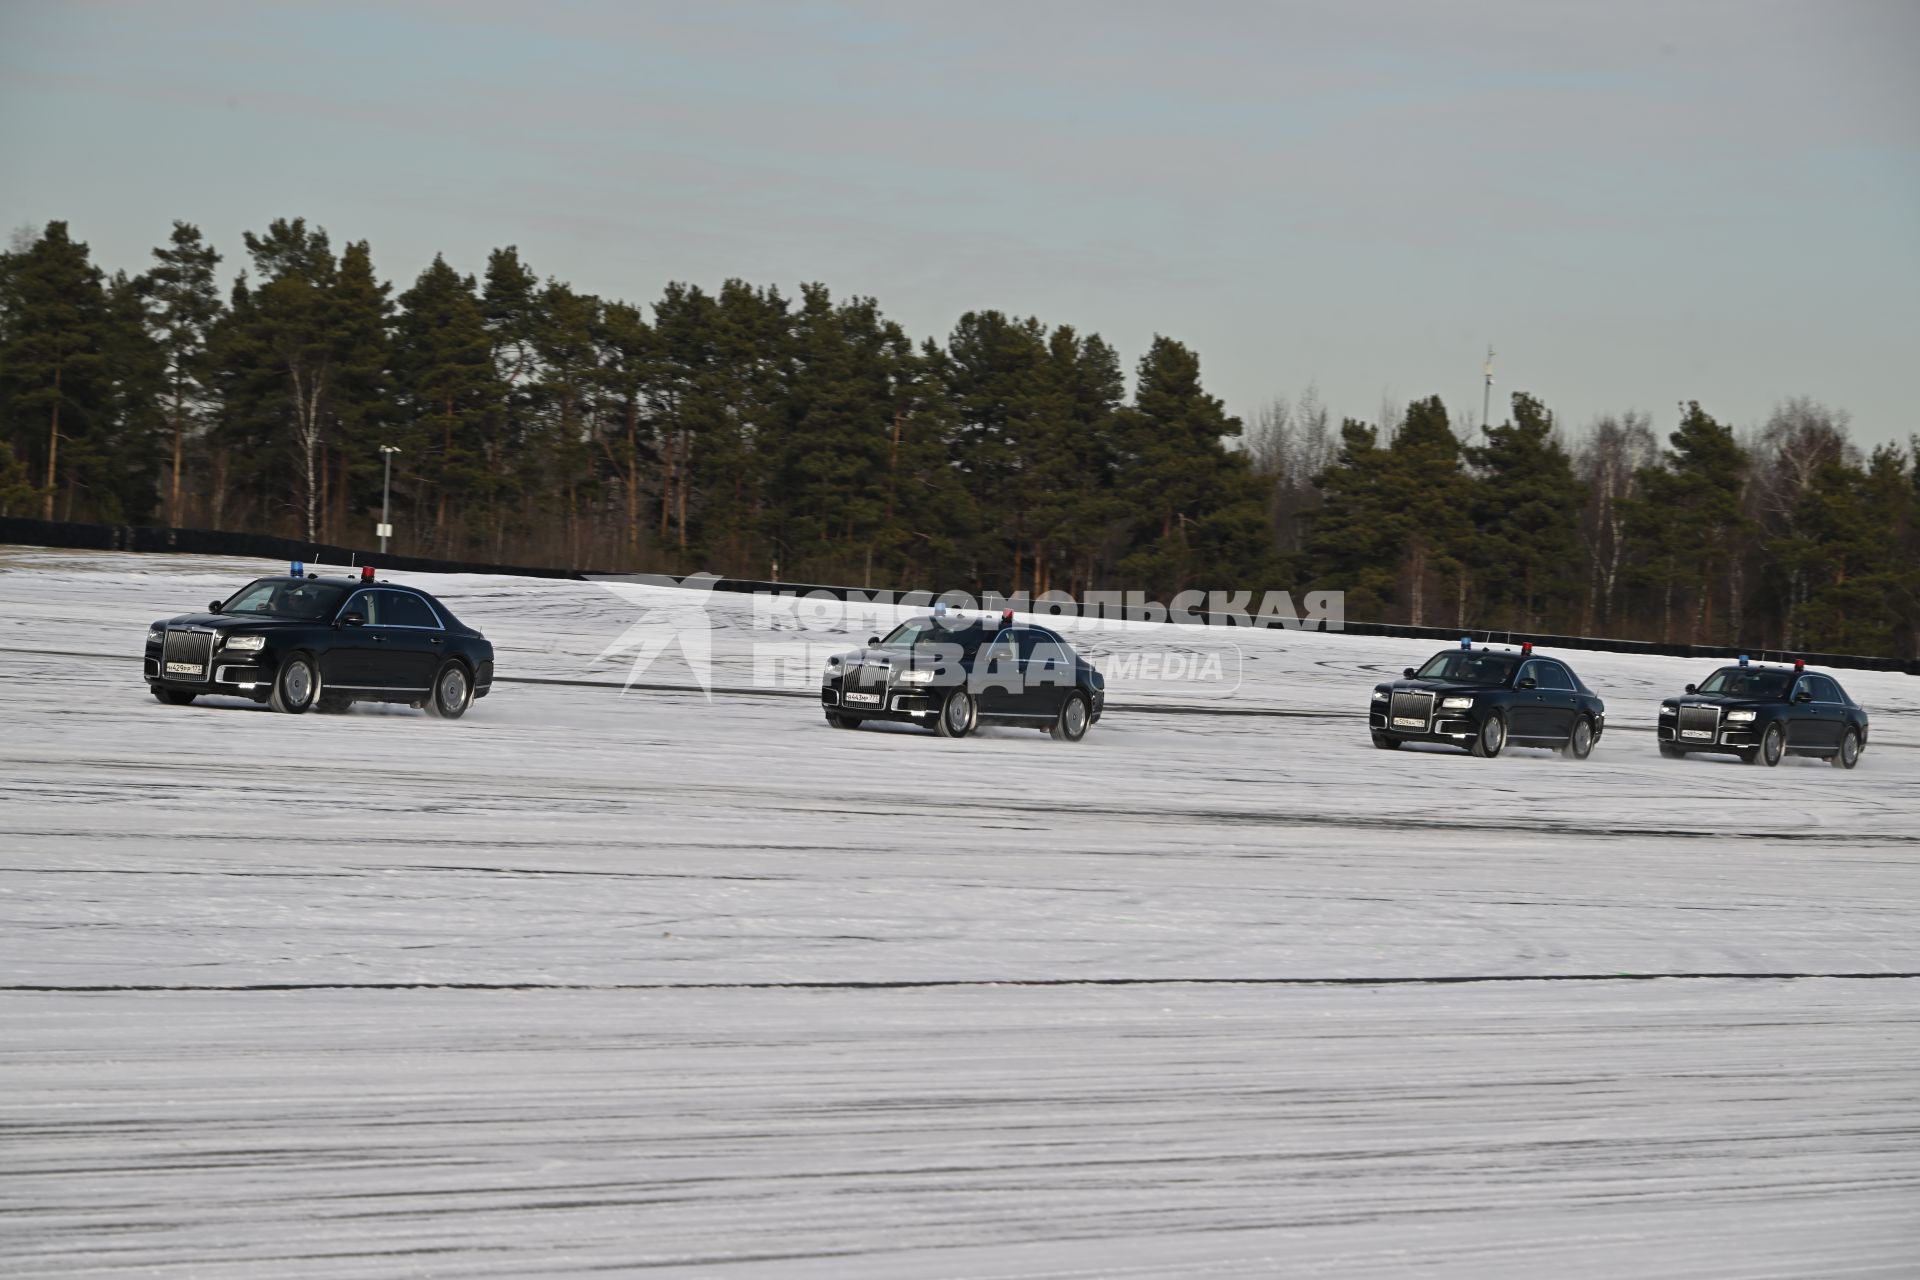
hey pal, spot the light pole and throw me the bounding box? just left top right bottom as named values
left=378, top=445, right=400, bottom=554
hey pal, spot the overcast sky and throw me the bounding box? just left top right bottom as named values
left=3, top=1, right=1916, bottom=447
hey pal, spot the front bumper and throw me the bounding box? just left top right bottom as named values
left=145, top=642, right=276, bottom=699
left=1369, top=703, right=1480, bottom=746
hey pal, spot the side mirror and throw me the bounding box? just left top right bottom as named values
left=208, top=600, right=223, bottom=614
left=1684, top=683, right=1697, bottom=694
left=1518, top=676, right=1537, bottom=690
left=1795, top=689, right=1813, bottom=704
left=867, top=635, right=880, bottom=647
left=1402, top=667, right=1415, bottom=679
left=341, top=611, right=365, bottom=628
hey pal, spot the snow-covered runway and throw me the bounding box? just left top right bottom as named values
left=2, top=549, right=1916, bottom=1276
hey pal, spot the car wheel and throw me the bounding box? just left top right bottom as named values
left=1469, top=711, right=1506, bottom=758
left=825, top=712, right=863, bottom=730
left=1658, top=742, right=1684, bottom=759
left=268, top=654, right=318, bottom=714
left=1752, top=722, right=1784, bottom=767
left=1833, top=730, right=1860, bottom=770
left=1561, top=716, right=1595, bottom=760
left=1370, top=733, right=1401, bottom=750
left=152, top=687, right=196, bottom=706
left=1049, top=693, right=1091, bottom=742
left=427, top=660, right=472, bottom=719
left=935, top=689, right=974, bottom=738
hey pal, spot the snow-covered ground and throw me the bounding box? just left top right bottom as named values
left=2, top=548, right=1916, bottom=1277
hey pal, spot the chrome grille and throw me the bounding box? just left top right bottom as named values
left=1677, top=704, right=1720, bottom=742
left=843, top=659, right=890, bottom=708
left=1389, top=690, right=1435, bottom=730
left=162, top=629, right=213, bottom=682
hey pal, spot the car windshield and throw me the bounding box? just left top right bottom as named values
left=220, top=578, right=348, bottom=620
left=1696, top=668, right=1794, bottom=699
left=1414, top=651, right=1520, bottom=685
left=878, top=618, right=986, bottom=652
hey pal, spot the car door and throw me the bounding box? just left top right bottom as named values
left=1800, top=675, right=1845, bottom=748
left=972, top=629, right=1024, bottom=718
left=321, top=588, right=386, bottom=687
left=1533, top=661, right=1581, bottom=741
left=373, top=589, right=444, bottom=693
left=1510, top=660, right=1552, bottom=739
left=1017, top=629, right=1078, bottom=719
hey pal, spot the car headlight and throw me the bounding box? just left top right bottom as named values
left=1660, top=702, right=1677, bottom=714
left=223, top=634, right=267, bottom=651
left=146, top=627, right=163, bottom=644
left=897, top=667, right=935, bottom=684
left=1371, top=689, right=1388, bottom=701
left=826, top=655, right=840, bottom=668
left=1725, top=709, right=1756, bottom=722
left=1441, top=696, right=1473, bottom=709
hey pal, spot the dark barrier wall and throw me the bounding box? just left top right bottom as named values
left=0, top=516, right=587, bottom=581
left=6, top=516, right=1915, bottom=675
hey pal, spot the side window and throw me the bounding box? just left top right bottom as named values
left=345, top=591, right=379, bottom=624
left=982, top=632, right=1018, bottom=666
left=1536, top=663, right=1574, bottom=691
left=1809, top=675, right=1841, bottom=703
left=1518, top=660, right=1542, bottom=686
left=379, top=591, right=438, bottom=629
left=1019, top=631, right=1075, bottom=684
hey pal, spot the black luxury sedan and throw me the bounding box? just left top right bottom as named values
left=1368, top=641, right=1605, bottom=758
left=144, top=564, right=494, bottom=718
left=821, top=607, right=1105, bottom=740
left=1657, top=659, right=1869, bottom=768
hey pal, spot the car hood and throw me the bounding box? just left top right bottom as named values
left=1381, top=679, right=1501, bottom=697
left=1668, top=693, right=1772, bottom=711
left=159, top=613, right=310, bottom=631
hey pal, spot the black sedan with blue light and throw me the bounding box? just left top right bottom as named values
left=1657, top=657, right=1868, bottom=768
left=821, top=606, right=1105, bottom=740
left=144, top=562, right=494, bottom=718
left=1368, top=640, right=1606, bottom=759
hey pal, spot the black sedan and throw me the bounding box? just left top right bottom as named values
left=1657, top=660, right=1868, bottom=768
left=1369, top=642, right=1605, bottom=759
left=145, top=565, right=494, bottom=718
left=821, top=608, right=1105, bottom=740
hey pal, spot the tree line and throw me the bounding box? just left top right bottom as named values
left=2, top=218, right=1915, bottom=655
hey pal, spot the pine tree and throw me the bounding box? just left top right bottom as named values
left=1626, top=402, right=1749, bottom=643
left=0, top=222, right=111, bottom=520
left=393, top=255, right=496, bottom=551
left=1303, top=418, right=1401, bottom=618
left=137, top=222, right=222, bottom=525
left=1466, top=392, right=1584, bottom=628
left=1385, top=396, right=1472, bottom=626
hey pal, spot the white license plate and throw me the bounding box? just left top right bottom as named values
left=1392, top=716, right=1424, bottom=728
left=166, top=662, right=203, bottom=675
left=1681, top=729, right=1711, bottom=739
left=845, top=692, right=881, bottom=705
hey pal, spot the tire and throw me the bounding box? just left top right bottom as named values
left=935, top=689, right=974, bottom=738
left=427, top=660, right=472, bottom=720
left=1832, top=730, right=1860, bottom=770
left=1751, top=722, right=1784, bottom=767
left=152, top=687, right=196, bottom=706
left=1370, top=733, right=1401, bottom=750
left=1049, top=693, right=1091, bottom=742
left=268, top=654, right=318, bottom=714
left=1561, top=716, right=1595, bottom=760
left=825, top=712, right=863, bottom=730
left=1469, top=711, right=1506, bottom=758
left=1658, top=742, right=1684, bottom=759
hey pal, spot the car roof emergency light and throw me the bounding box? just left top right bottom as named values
left=1002, top=609, right=1015, bottom=626
left=1794, top=658, right=1805, bottom=671
left=1459, top=636, right=1471, bottom=649
left=290, top=560, right=304, bottom=577
left=361, top=565, right=375, bottom=582
left=1520, top=642, right=1533, bottom=655
left=1738, top=654, right=1749, bottom=666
